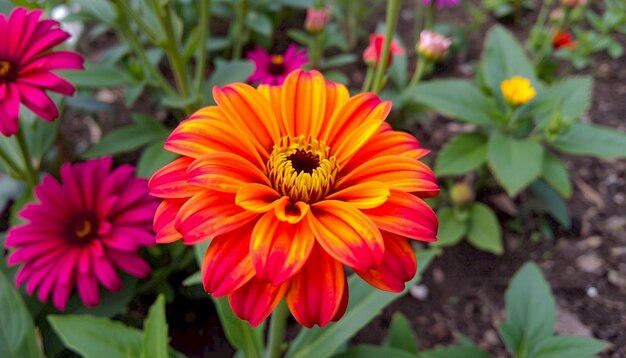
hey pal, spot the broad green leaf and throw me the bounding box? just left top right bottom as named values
left=384, top=313, right=418, bottom=354
left=137, top=141, right=178, bottom=178
left=479, top=25, right=538, bottom=94
left=321, top=54, right=358, bottom=69
left=333, top=345, right=415, bottom=358
left=48, top=315, right=143, bottom=358
left=530, top=77, right=592, bottom=121
left=419, top=346, right=489, bottom=358
left=541, top=153, right=572, bottom=198
left=433, top=207, right=466, bottom=247
left=287, top=29, right=311, bottom=46
left=287, top=250, right=438, bottom=358
left=142, top=295, right=169, bottom=358
left=530, top=181, right=571, bottom=228
left=488, top=132, right=544, bottom=197
left=24, top=120, right=58, bottom=166
left=0, top=270, right=40, bottom=358
left=435, top=133, right=488, bottom=176
left=206, top=60, right=254, bottom=89
left=73, top=0, right=117, bottom=25
left=498, top=262, right=556, bottom=357
left=466, top=203, right=503, bottom=255
left=58, top=66, right=130, bottom=88
left=246, top=12, right=273, bottom=36
left=408, top=80, right=494, bottom=127
left=551, top=123, right=626, bottom=159
left=182, top=271, right=202, bottom=287
left=529, top=336, right=608, bottom=358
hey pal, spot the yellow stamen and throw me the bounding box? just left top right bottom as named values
left=266, top=135, right=337, bottom=203
left=500, top=76, right=536, bottom=106
left=74, top=220, right=93, bottom=239
left=271, top=55, right=284, bottom=65
left=0, top=61, right=10, bottom=77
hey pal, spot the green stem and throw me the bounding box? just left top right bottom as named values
left=231, top=0, right=248, bottom=60
left=15, top=129, right=37, bottom=189
left=424, top=2, right=435, bottom=30
left=265, top=301, right=288, bottom=358
left=361, top=64, right=375, bottom=92
left=371, top=0, right=402, bottom=94
left=514, top=0, right=522, bottom=24
left=414, top=0, right=424, bottom=40
left=310, top=32, right=324, bottom=69
left=408, top=58, right=427, bottom=87
left=194, top=0, right=211, bottom=99
left=116, top=0, right=161, bottom=43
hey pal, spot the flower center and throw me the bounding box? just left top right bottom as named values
left=266, top=135, right=337, bottom=203
left=0, top=60, right=16, bottom=82
left=268, top=55, right=286, bottom=75
left=66, top=213, right=99, bottom=244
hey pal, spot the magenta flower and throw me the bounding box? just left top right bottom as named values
left=247, top=44, right=309, bottom=85
left=4, top=158, right=158, bottom=310
left=0, top=8, right=84, bottom=137
left=422, top=0, right=460, bottom=8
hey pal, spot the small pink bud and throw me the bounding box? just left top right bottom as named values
left=417, top=30, right=452, bottom=61
left=305, top=7, right=330, bottom=33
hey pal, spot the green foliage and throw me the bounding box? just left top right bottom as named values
left=540, top=153, right=572, bottom=199
left=466, top=203, right=503, bottom=255
left=434, top=207, right=466, bottom=247
left=0, top=270, right=41, bottom=358
left=551, top=123, right=626, bottom=159
left=142, top=295, right=169, bottom=358
left=384, top=313, right=418, bottom=354
left=435, top=133, right=488, bottom=176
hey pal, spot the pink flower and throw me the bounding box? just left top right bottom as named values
left=247, top=45, right=309, bottom=85
left=417, top=30, right=452, bottom=61
left=363, top=34, right=405, bottom=68
left=422, top=0, right=460, bottom=8
left=305, top=7, right=330, bottom=33
left=4, top=158, right=158, bottom=310
left=0, top=8, right=84, bottom=137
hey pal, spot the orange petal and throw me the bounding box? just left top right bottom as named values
left=228, top=277, right=288, bottom=327
left=342, top=124, right=430, bottom=173
left=175, top=191, right=258, bottom=244
left=281, top=70, right=327, bottom=139
left=321, top=93, right=391, bottom=149
left=154, top=198, right=186, bottom=243
left=326, top=181, right=390, bottom=209
left=202, top=224, right=255, bottom=297
left=323, top=80, right=350, bottom=131
left=355, top=232, right=416, bottom=292
left=286, top=245, right=346, bottom=328
left=337, top=155, right=439, bottom=197
left=257, top=85, right=287, bottom=135
left=308, top=200, right=383, bottom=271
left=149, top=157, right=201, bottom=198
left=213, top=83, right=280, bottom=157
left=187, top=152, right=270, bottom=193
left=362, top=190, right=438, bottom=242
left=165, top=109, right=264, bottom=168
left=274, top=199, right=309, bottom=224
left=235, top=184, right=282, bottom=213
left=250, top=211, right=315, bottom=285
left=332, top=119, right=383, bottom=165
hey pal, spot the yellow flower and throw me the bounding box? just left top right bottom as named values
left=500, top=76, right=536, bottom=106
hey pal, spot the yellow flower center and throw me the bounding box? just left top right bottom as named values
left=0, top=60, right=11, bottom=78
left=500, top=76, right=536, bottom=106
left=271, top=55, right=284, bottom=65
left=74, top=220, right=93, bottom=239
left=266, top=135, right=337, bottom=203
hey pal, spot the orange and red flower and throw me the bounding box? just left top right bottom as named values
left=149, top=70, right=439, bottom=327
left=363, top=34, right=405, bottom=68
left=552, top=30, right=576, bottom=50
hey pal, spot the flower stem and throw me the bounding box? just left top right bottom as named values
left=408, top=58, right=427, bottom=87
left=15, top=128, right=37, bottom=189
left=231, top=0, right=248, bottom=60
left=424, top=2, right=436, bottom=30
left=371, top=0, right=402, bottom=94
left=361, top=64, right=375, bottom=92
left=265, top=300, right=288, bottom=358
left=310, top=32, right=324, bottom=69
left=194, top=0, right=211, bottom=101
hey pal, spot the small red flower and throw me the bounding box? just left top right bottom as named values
left=363, top=34, right=404, bottom=68
left=552, top=30, right=576, bottom=49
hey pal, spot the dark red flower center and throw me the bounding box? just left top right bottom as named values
left=268, top=55, right=286, bottom=75
left=66, top=213, right=99, bottom=244
left=0, top=59, right=17, bottom=82
left=288, top=149, right=321, bottom=174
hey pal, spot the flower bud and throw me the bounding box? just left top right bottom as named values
left=500, top=76, right=536, bottom=106
left=417, top=30, right=452, bottom=61
left=549, top=8, right=564, bottom=23
left=552, top=30, right=576, bottom=49
left=450, top=183, right=474, bottom=206
left=305, top=7, right=330, bottom=33
left=363, top=34, right=405, bottom=68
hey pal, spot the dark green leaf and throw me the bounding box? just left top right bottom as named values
left=0, top=270, right=40, bottom=358
left=530, top=336, right=608, bottom=358
left=333, top=345, right=415, bottom=358
left=246, top=12, right=273, bottom=36
left=73, top=0, right=117, bottom=25
left=541, top=153, right=572, bottom=198
left=137, top=141, right=178, bottom=179
left=435, top=133, right=488, bottom=176
left=433, top=207, right=466, bottom=247
left=551, top=123, right=626, bottom=159
left=142, top=295, right=168, bottom=358
left=530, top=181, right=571, bottom=228
left=408, top=80, right=495, bottom=127
left=384, top=313, right=418, bottom=354
left=286, top=29, right=311, bottom=46
left=321, top=54, right=358, bottom=69
left=419, top=346, right=489, bottom=358
left=466, top=203, right=503, bottom=255
left=498, top=262, right=556, bottom=357
left=488, top=132, right=544, bottom=197
left=58, top=66, right=130, bottom=88
left=204, top=60, right=254, bottom=101
left=530, top=77, right=592, bottom=121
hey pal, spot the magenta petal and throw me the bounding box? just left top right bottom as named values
left=18, top=84, right=59, bottom=121
left=0, top=84, right=20, bottom=136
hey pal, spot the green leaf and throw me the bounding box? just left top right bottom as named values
left=58, top=66, right=130, bottom=88
left=182, top=271, right=202, bottom=287
left=487, top=132, right=544, bottom=197
left=498, top=262, right=556, bottom=357
left=48, top=315, right=143, bottom=358
left=541, top=153, right=572, bottom=198
left=551, top=123, right=626, bottom=159
left=435, top=133, right=488, bottom=176
left=0, top=270, right=40, bottom=358
left=529, top=336, right=608, bottom=358
left=321, top=54, right=357, bottom=69
left=137, top=142, right=178, bottom=179
left=287, top=250, right=438, bottom=358
left=530, top=181, right=571, bottom=228
left=466, top=203, right=503, bottom=255
left=142, top=295, right=169, bottom=358
left=203, top=60, right=254, bottom=101
left=433, top=207, right=466, bottom=247
left=246, top=12, right=273, bottom=36
left=73, top=0, right=117, bottom=25
left=530, top=77, right=592, bottom=121
left=419, top=346, right=489, bottom=358
left=333, top=345, right=415, bottom=358
left=408, top=80, right=495, bottom=127
left=479, top=25, right=538, bottom=94
left=286, top=29, right=311, bottom=46
left=384, top=313, right=418, bottom=354
left=24, top=120, right=58, bottom=166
